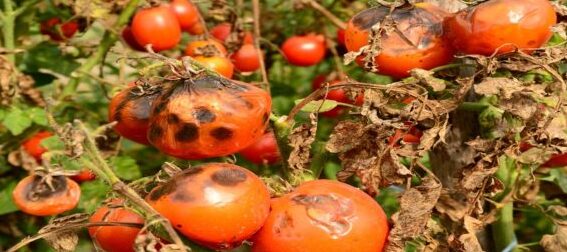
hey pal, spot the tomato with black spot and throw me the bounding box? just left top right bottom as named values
left=22, top=131, right=52, bottom=161
left=444, top=0, right=556, bottom=56
left=251, top=179, right=389, bottom=252
left=239, top=131, right=280, bottom=165
left=131, top=6, right=181, bottom=52
left=147, top=75, right=271, bottom=159
left=12, top=175, right=81, bottom=216
left=146, top=163, right=271, bottom=250
left=282, top=34, right=326, bottom=66
left=345, top=3, right=454, bottom=79
left=89, top=199, right=144, bottom=252
left=40, top=17, right=80, bottom=41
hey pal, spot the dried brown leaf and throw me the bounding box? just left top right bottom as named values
left=551, top=1, right=567, bottom=16
left=288, top=113, right=317, bottom=172
left=540, top=206, right=567, bottom=252
left=416, top=0, right=469, bottom=13
left=436, top=191, right=468, bottom=222
left=410, top=69, right=447, bottom=92
left=8, top=147, right=39, bottom=171
left=38, top=214, right=89, bottom=252
left=457, top=216, right=484, bottom=252
left=473, top=77, right=523, bottom=99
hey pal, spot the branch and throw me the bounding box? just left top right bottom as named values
left=252, top=0, right=269, bottom=87
left=2, top=0, right=15, bottom=63
left=303, top=0, right=346, bottom=29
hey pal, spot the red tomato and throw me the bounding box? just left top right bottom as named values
left=444, top=0, right=556, bottom=56
left=239, top=131, right=281, bottom=165
left=194, top=56, right=235, bottom=78
left=243, top=32, right=255, bottom=44
left=345, top=3, right=454, bottom=79
left=187, top=21, right=205, bottom=35
left=40, top=17, right=79, bottom=41
left=168, top=0, right=200, bottom=30
left=89, top=199, right=144, bottom=252
left=210, top=23, right=232, bottom=42
left=147, top=163, right=271, bottom=249
left=22, top=131, right=52, bottom=161
left=131, top=6, right=181, bottom=52
left=252, top=180, right=389, bottom=252
left=282, top=34, right=326, bottom=66
left=71, top=170, right=96, bottom=182
left=185, top=39, right=228, bottom=57
left=121, top=26, right=145, bottom=51
left=336, top=28, right=346, bottom=46
left=387, top=127, right=423, bottom=147
left=231, top=44, right=261, bottom=72
left=12, top=175, right=80, bottom=216
left=312, top=76, right=363, bottom=118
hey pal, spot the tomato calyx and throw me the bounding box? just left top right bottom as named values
left=24, top=175, right=68, bottom=201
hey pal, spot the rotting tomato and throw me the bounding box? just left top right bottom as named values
left=40, top=17, right=79, bottom=41
left=131, top=6, right=181, bottom=52
left=194, top=56, right=235, bottom=78
left=121, top=26, right=145, bottom=51
left=185, top=39, right=228, bottom=57
left=231, top=44, right=261, bottom=73
left=239, top=131, right=280, bottom=165
left=210, top=23, right=232, bottom=42
left=147, top=75, right=271, bottom=159
left=89, top=199, right=144, bottom=252
left=146, top=163, right=271, bottom=250
left=345, top=3, right=454, bottom=79
left=71, top=170, right=96, bottom=182
left=444, top=0, right=556, bottom=56
left=251, top=179, right=389, bottom=252
left=22, top=131, right=52, bottom=161
left=282, top=34, right=326, bottom=66
left=12, top=175, right=81, bottom=216
left=168, top=0, right=200, bottom=31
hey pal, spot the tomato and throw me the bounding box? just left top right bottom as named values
left=131, top=6, right=181, bottom=52
left=109, top=85, right=162, bottom=144
left=542, top=153, right=567, bottom=167
left=22, top=131, right=52, bottom=161
left=210, top=23, right=232, bottom=42
left=387, top=127, right=423, bottom=147
left=312, top=76, right=363, bottom=118
left=121, top=26, right=145, bottom=51
left=185, top=39, right=228, bottom=57
left=40, top=17, right=79, bottom=41
left=168, top=0, right=200, bottom=30
left=194, top=56, right=235, bottom=78
left=147, top=75, right=271, bottom=159
left=89, top=199, right=144, bottom=252
left=243, top=31, right=255, bottom=44
left=345, top=3, right=454, bottom=79
left=147, top=163, right=271, bottom=249
left=231, top=44, right=261, bottom=72
left=239, top=131, right=280, bottom=165
left=336, top=28, right=346, bottom=46
left=12, top=175, right=80, bottom=216
left=444, top=0, right=556, bottom=56
left=187, top=21, right=205, bottom=35
left=251, top=180, right=389, bottom=252
left=71, top=170, right=96, bottom=182
left=282, top=34, right=326, bottom=66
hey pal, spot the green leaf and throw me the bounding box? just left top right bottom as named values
left=40, top=135, right=65, bottom=151
left=2, top=108, right=32, bottom=135
left=29, top=107, right=48, bottom=126
left=111, top=156, right=142, bottom=181
left=294, top=99, right=342, bottom=113
left=78, top=180, right=109, bottom=213
left=548, top=169, right=567, bottom=193
left=0, top=182, right=18, bottom=215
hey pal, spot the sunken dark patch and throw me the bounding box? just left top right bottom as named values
left=242, top=99, right=254, bottom=109
left=211, top=168, right=247, bottom=186
left=167, top=114, right=181, bottom=124
left=130, top=96, right=153, bottom=120
left=148, top=125, right=164, bottom=141
left=153, top=101, right=167, bottom=114
left=25, top=176, right=68, bottom=200
left=180, top=167, right=204, bottom=177
left=172, top=191, right=194, bottom=202
left=352, top=6, right=389, bottom=30
left=263, top=112, right=269, bottom=122
left=176, top=224, right=183, bottom=228
left=175, top=123, right=199, bottom=142
left=210, top=127, right=233, bottom=140
left=193, top=107, right=216, bottom=123
left=148, top=180, right=178, bottom=201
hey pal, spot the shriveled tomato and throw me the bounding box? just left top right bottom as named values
left=89, top=199, right=144, bottom=252
left=187, top=21, right=205, bottom=35
left=108, top=84, right=162, bottom=144
left=282, top=34, right=326, bottom=66
left=231, top=44, right=261, bottom=72
left=239, top=131, right=280, bottom=165
left=121, top=26, right=145, bottom=51
left=12, top=175, right=80, bottom=216
left=147, top=163, right=271, bottom=249
left=252, top=180, right=389, bottom=252
left=131, top=6, right=181, bottom=52
left=71, top=170, right=96, bottom=182
left=312, top=76, right=363, bottom=118
left=194, top=56, right=235, bottom=78
left=210, top=23, right=232, bottom=42
left=147, top=75, right=271, bottom=159
left=23, top=131, right=52, bottom=161
left=345, top=3, right=454, bottom=79
left=444, top=0, right=556, bottom=56
left=185, top=39, right=228, bottom=57
left=40, top=17, right=79, bottom=41
left=168, top=0, right=200, bottom=31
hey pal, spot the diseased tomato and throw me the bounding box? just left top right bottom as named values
left=345, top=3, right=454, bottom=79
left=194, top=56, right=235, bottom=78
left=282, top=34, right=326, bottom=66
left=168, top=0, right=200, bottom=31
left=12, top=175, right=80, bottom=216
left=89, top=199, right=144, bottom=252
left=210, top=23, right=232, bottom=42
left=444, top=0, right=556, bottom=56
left=147, top=75, right=271, bottom=159
left=185, top=39, right=228, bottom=57
left=108, top=84, right=162, bottom=144
left=187, top=21, right=205, bottom=35
left=231, top=44, right=261, bottom=72
left=22, top=131, right=53, bottom=161
left=251, top=180, right=389, bottom=252
left=336, top=28, right=346, bottom=46
left=239, top=131, right=280, bottom=165
left=312, top=76, right=363, bottom=118
left=71, top=170, right=96, bottom=182
left=131, top=6, right=181, bottom=52
left=121, top=26, right=145, bottom=51
left=147, top=163, right=271, bottom=249
left=40, top=17, right=79, bottom=41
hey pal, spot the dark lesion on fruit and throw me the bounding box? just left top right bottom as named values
left=148, top=125, right=164, bottom=141
left=153, top=101, right=167, bottom=114
left=210, top=127, right=233, bottom=140
left=172, top=191, right=195, bottom=202
left=263, top=112, right=269, bottom=123
left=211, top=168, right=247, bottom=186
left=148, top=179, right=179, bottom=201
left=352, top=6, right=389, bottom=30
left=175, top=123, right=199, bottom=142
left=167, top=113, right=181, bottom=124
left=25, top=176, right=67, bottom=201
left=193, top=107, right=216, bottom=123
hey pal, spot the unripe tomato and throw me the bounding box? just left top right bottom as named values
left=147, top=75, right=271, bottom=159
left=131, top=6, right=181, bottom=52
left=444, top=0, right=556, bottom=56
left=12, top=175, right=80, bottom=216
left=187, top=21, right=205, bottom=35
left=282, top=34, right=326, bottom=66
left=231, top=44, right=261, bottom=72
left=22, top=131, right=52, bottom=161
left=108, top=85, right=162, bottom=144
left=147, top=163, right=271, bottom=249
left=252, top=180, right=389, bottom=252
left=40, top=17, right=79, bottom=41
left=239, top=131, right=280, bottom=165
left=121, top=26, right=145, bottom=51
left=168, top=0, right=200, bottom=30
left=345, top=3, right=454, bottom=79
left=185, top=39, right=228, bottom=57
left=71, top=170, right=96, bottom=182
left=210, top=23, right=232, bottom=42
left=194, top=56, right=235, bottom=78
left=89, top=199, right=144, bottom=252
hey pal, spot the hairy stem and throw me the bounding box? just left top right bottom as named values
left=252, top=0, right=269, bottom=87
left=2, top=0, right=15, bottom=63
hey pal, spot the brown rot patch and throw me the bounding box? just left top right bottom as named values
left=25, top=176, right=67, bottom=201
left=274, top=211, right=294, bottom=234
left=263, top=112, right=269, bottom=123
left=148, top=180, right=178, bottom=201
left=193, top=107, right=216, bottom=123
left=210, top=127, right=233, bottom=140
left=352, top=7, right=389, bottom=30
left=148, top=125, right=164, bottom=141
left=153, top=101, right=167, bottom=114
left=167, top=113, right=181, bottom=124
left=180, top=167, right=204, bottom=177
left=211, top=168, right=247, bottom=186
left=291, top=194, right=354, bottom=237
left=175, top=123, right=199, bottom=142
left=172, top=191, right=194, bottom=202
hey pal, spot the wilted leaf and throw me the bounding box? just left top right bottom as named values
left=288, top=113, right=317, bottom=172
left=435, top=191, right=468, bottom=222
left=38, top=214, right=89, bottom=252
left=418, top=0, right=468, bottom=13
left=458, top=216, right=484, bottom=252
left=540, top=206, right=567, bottom=252
left=473, top=77, right=523, bottom=99
left=410, top=69, right=446, bottom=92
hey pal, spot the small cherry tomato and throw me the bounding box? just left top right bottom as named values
left=71, top=170, right=96, bottom=182
left=194, top=56, right=235, bottom=78
left=168, top=0, right=200, bottom=31
left=345, top=3, right=454, bottom=79
left=231, top=44, right=261, bottom=72
left=12, top=175, right=80, bottom=216
left=387, top=127, right=423, bottom=147
left=210, top=23, right=232, bottom=42
left=147, top=163, right=271, bottom=249
left=282, top=34, right=326, bottom=66
left=239, top=131, right=280, bottom=165
left=312, top=76, right=363, bottom=118
left=89, top=199, right=144, bottom=252
left=243, top=32, right=255, bottom=44
left=444, top=0, right=556, bottom=56
left=40, top=17, right=79, bottom=41
left=336, top=28, right=346, bottom=46
left=121, top=26, right=145, bottom=51
left=185, top=39, right=228, bottom=57
left=131, top=6, right=181, bottom=52
left=187, top=21, right=205, bottom=35
left=251, top=180, right=389, bottom=252
left=22, top=131, right=53, bottom=161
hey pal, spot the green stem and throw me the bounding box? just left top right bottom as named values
left=491, top=203, right=518, bottom=252
left=308, top=141, right=327, bottom=179
left=458, top=102, right=490, bottom=112
left=270, top=114, right=293, bottom=180
left=2, top=0, right=15, bottom=63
